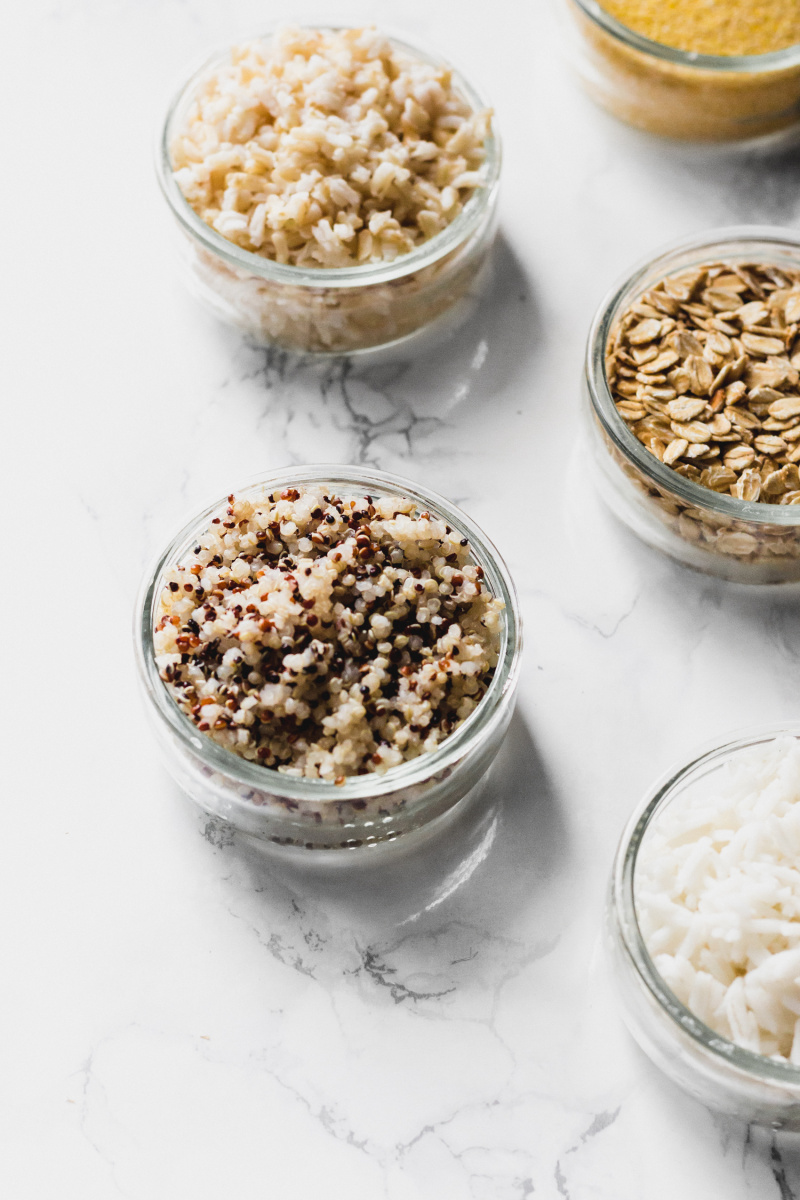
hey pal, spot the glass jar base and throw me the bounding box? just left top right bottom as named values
left=194, top=766, right=498, bottom=859
left=178, top=234, right=495, bottom=359
left=591, top=463, right=800, bottom=584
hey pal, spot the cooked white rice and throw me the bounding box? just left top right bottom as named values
left=636, top=737, right=800, bottom=1062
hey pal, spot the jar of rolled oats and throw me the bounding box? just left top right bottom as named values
left=585, top=227, right=800, bottom=584
left=157, top=27, right=500, bottom=356
left=563, top=0, right=800, bottom=144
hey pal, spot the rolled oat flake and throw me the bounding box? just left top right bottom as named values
left=607, top=260, right=800, bottom=505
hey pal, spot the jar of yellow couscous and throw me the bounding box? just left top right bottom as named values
left=564, top=0, right=800, bottom=143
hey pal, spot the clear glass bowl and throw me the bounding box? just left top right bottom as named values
left=134, top=465, right=521, bottom=851
left=563, top=0, right=800, bottom=144
left=156, top=28, right=501, bottom=356
left=609, top=724, right=800, bottom=1127
left=585, top=226, right=800, bottom=585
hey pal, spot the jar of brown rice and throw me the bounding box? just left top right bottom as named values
left=157, top=27, right=501, bottom=356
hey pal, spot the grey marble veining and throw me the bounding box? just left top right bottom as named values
left=4, top=0, right=800, bottom=1196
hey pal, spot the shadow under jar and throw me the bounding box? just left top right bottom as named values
left=585, top=227, right=800, bottom=585
left=563, top=0, right=800, bottom=144
left=609, top=724, right=800, bottom=1128
left=156, top=29, right=501, bottom=356
left=135, top=466, right=521, bottom=851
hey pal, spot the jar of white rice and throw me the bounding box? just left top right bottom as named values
left=609, top=725, right=800, bottom=1127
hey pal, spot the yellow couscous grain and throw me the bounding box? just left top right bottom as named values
left=601, top=0, right=800, bottom=57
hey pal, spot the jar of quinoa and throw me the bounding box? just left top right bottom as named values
left=157, top=26, right=500, bottom=355
left=563, top=0, right=800, bottom=143
left=135, top=466, right=521, bottom=850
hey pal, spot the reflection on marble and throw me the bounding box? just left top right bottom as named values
left=6, top=0, right=800, bottom=1195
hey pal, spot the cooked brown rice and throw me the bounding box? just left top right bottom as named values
left=170, top=26, right=491, bottom=268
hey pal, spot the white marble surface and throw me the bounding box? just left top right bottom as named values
left=5, top=0, right=800, bottom=1196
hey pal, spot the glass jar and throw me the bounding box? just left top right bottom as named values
left=563, top=0, right=800, bottom=144
left=156, top=30, right=501, bottom=356
left=585, top=227, right=800, bottom=585
left=608, top=724, right=800, bottom=1128
left=134, top=465, right=521, bottom=851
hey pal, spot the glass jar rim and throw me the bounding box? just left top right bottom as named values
left=612, top=720, right=800, bottom=1088
left=571, top=0, right=800, bottom=72
left=135, top=463, right=522, bottom=807
left=156, top=25, right=501, bottom=290
left=587, top=224, right=800, bottom=528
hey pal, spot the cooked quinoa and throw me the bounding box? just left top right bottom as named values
left=170, top=26, right=491, bottom=267
left=154, top=485, right=504, bottom=781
